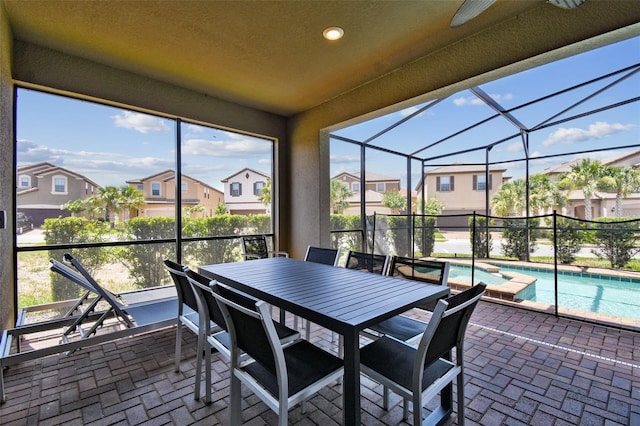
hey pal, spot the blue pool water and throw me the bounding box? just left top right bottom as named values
left=449, top=264, right=640, bottom=321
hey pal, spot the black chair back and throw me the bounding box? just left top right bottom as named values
left=388, top=256, right=450, bottom=310
left=304, top=246, right=340, bottom=266
left=420, top=283, right=486, bottom=368
left=345, top=251, right=389, bottom=274
left=241, top=235, right=270, bottom=259
left=388, top=256, right=450, bottom=284
left=186, top=269, right=227, bottom=329
left=164, top=259, right=199, bottom=313
left=212, top=284, right=278, bottom=374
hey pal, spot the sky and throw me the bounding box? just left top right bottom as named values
left=16, top=93, right=273, bottom=191
left=16, top=35, right=640, bottom=193
left=330, top=35, right=640, bottom=187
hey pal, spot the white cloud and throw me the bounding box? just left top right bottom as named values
left=330, top=154, right=359, bottom=164
left=182, top=137, right=270, bottom=157
left=453, top=93, right=513, bottom=106
left=112, top=111, right=171, bottom=134
left=504, top=142, right=523, bottom=153
left=542, top=121, right=636, bottom=146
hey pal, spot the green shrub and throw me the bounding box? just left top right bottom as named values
left=501, top=217, right=540, bottom=260
left=554, top=216, right=584, bottom=264
left=330, top=214, right=363, bottom=252
left=415, top=216, right=437, bottom=257
left=118, top=217, right=176, bottom=288
left=469, top=216, right=492, bottom=258
left=591, top=217, right=640, bottom=269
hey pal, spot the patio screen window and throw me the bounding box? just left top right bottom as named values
left=437, top=176, right=454, bottom=192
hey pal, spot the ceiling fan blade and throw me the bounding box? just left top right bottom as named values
left=548, top=0, right=586, bottom=9
left=450, top=0, right=497, bottom=28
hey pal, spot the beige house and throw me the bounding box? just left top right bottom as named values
left=542, top=149, right=640, bottom=219
left=416, top=164, right=507, bottom=226
left=126, top=170, right=223, bottom=218
left=17, top=162, right=100, bottom=226
left=221, top=168, right=270, bottom=215
left=332, top=171, right=414, bottom=215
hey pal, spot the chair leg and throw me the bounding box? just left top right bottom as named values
left=230, top=373, right=243, bottom=425
left=457, top=369, right=465, bottom=426
left=194, top=331, right=204, bottom=400
left=203, top=337, right=212, bottom=404
left=305, top=320, right=311, bottom=341
left=383, top=385, right=389, bottom=410
left=174, top=320, right=182, bottom=373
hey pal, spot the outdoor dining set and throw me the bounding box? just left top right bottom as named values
left=0, top=235, right=486, bottom=425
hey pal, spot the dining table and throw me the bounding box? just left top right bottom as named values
left=198, top=256, right=451, bottom=425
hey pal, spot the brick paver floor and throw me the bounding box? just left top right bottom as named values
left=1, top=300, right=638, bottom=425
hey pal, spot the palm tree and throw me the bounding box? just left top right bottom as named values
left=330, top=179, right=353, bottom=214
left=119, top=186, right=145, bottom=220
left=97, top=185, right=123, bottom=228
left=491, top=179, right=526, bottom=216
left=529, top=174, right=567, bottom=215
left=62, top=199, right=86, bottom=217
left=597, top=165, right=640, bottom=217
left=558, top=158, right=605, bottom=221
left=257, top=179, right=271, bottom=212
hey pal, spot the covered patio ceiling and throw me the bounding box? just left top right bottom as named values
left=3, top=0, right=639, bottom=119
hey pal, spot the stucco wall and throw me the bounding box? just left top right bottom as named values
left=0, top=3, right=15, bottom=329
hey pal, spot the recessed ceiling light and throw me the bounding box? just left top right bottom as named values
left=323, top=26, right=344, bottom=41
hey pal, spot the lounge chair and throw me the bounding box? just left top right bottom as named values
left=0, top=253, right=177, bottom=402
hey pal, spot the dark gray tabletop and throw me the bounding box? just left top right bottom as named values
left=199, top=256, right=450, bottom=425
left=199, top=256, right=450, bottom=334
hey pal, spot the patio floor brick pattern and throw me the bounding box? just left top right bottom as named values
left=1, top=300, right=638, bottom=425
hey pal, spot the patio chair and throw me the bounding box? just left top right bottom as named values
left=303, top=245, right=340, bottom=266
left=210, top=283, right=343, bottom=425
left=241, top=235, right=288, bottom=260
left=164, top=259, right=221, bottom=378
left=366, top=256, right=450, bottom=345
left=49, top=253, right=177, bottom=343
left=344, top=250, right=389, bottom=275
left=186, top=270, right=300, bottom=404
left=1, top=253, right=177, bottom=402
left=360, top=283, right=486, bottom=426
left=337, top=250, right=389, bottom=354
left=299, top=246, right=341, bottom=339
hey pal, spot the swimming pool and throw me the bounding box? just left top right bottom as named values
left=449, top=264, right=640, bottom=321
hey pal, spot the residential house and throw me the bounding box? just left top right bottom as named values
left=542, top=149, right=640, bottom=219
left=416, top=164, right=507, bottom=227
left=17, top=162, right=101, bottom=226
left=221, top=168, right=270, bottom=215
left=126, top=170, right=223, bottom=218
left=332, top=171, right=414, bottom=215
